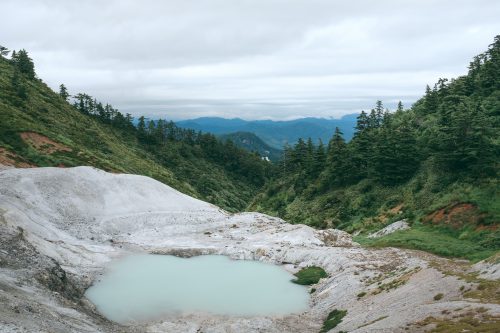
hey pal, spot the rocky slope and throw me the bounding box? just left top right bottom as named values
left=0, top=166, right=498, bottom=332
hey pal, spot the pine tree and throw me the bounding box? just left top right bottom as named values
left=351, top=111, right=375, bottom=179
left=292, top=138, right=307, bottom=168
left=396, top=101, right=404, bottom=113
left=355, top=110, right=369, bottom=135
left=375, top=100, right=384, bottom=127
left=326, top=127, right=351, bottom=185
left=423, top=84, right=438, bottom=114
left=305, top=137, right=315, bottom=176
left=312, top=139, right=326, bottom=177
left=12, top=49, right=35, bottom=79
left=59, top=84, right=69, bottom=101
left=147, top=120, right=157, bottom=144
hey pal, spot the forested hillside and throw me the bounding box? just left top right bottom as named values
left=0, top=50, right=270, bottom=211
left=219, top=132, right=282, bottom=161
left=250, top=36, right=500, bottom=261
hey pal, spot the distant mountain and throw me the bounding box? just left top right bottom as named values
left=219, top=132, right=282, bottom=161
left=177, top=115, right=358, bottom=149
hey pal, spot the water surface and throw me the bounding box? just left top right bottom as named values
left=85, top=254, right=309, bottom=323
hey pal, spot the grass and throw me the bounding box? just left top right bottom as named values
left=291, top=266, right=328, bottom=285
left=354, top=225, right=497, bottom=262
left=320, top=309, right=347, bottom=333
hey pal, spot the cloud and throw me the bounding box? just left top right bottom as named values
left=1, top=0, right=499, bottom=119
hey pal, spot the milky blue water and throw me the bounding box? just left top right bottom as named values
left=85, top=254, right=309, bottom=323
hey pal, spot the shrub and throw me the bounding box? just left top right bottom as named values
left=291, top=266, right=328, bottom=285
left=320, top=309, right=347, bottom=333
left=434, top=293, right=444, bottom=301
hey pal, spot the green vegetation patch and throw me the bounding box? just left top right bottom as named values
left=355, top=226, right=497, bottom=262
left=291, top=266, right=327, bottom=285
left=320, top=309, right=347, bottom=333
left=433, top=293, right=444, bottom=301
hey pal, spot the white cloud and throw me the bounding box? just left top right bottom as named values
left=1, top=0, right=499, bottom=119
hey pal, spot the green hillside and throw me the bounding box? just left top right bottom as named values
left=0, top=52, right=270, bottom=211
left=219, top=131, right=282, bottom=161
left=250, top=36, right=500, bottom=261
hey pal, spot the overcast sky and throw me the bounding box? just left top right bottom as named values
left=1, top=0, right=499, bottom=120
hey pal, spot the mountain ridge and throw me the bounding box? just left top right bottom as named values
left=177, top=115, right=358, bottom=149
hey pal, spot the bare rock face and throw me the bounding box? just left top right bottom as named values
left=0, top=167, right=498, bottom=333
left=315, top=229, right=357, bottom=247
left=367, top=219, right=410, bottom=238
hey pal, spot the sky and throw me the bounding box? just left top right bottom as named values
left=1, top=0, right=499, bottom=120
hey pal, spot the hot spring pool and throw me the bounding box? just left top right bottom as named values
left=85, top=254, right=309, bottom=323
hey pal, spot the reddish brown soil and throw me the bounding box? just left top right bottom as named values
left=0, top=147, right=35, bottom=168
left=389, top=203, right=404, bottom=215
left=423, top=203, right=488, bottom=229
left=20, top=132, right=72, bottom=154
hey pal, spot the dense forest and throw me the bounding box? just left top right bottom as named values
left=0, top=48, right=271, bottom=211
left=250, top=36, right=500, bottom=260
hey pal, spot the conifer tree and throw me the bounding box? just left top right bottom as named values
left=12, top=49, right=35, bottom=79
left=326, top=127, right=351, bottom=185
left=137, top=116, right=146, bottom=142
left=375, top=100, right=384, bottom=127
left=423, top=84, right=438, bottom=114
left=305, top=137, right=315, bottom=176
left=292, top=138, right=307, bottom=168
left=354, top=110, right=369, bottom=135
left=396, top=101, right=404, bottom=113
left=59, top=84, right=69, bottom=101
left=313, top=139, right=326, bottom=177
